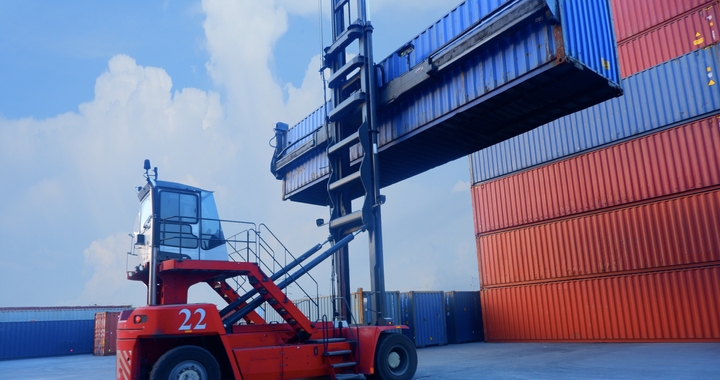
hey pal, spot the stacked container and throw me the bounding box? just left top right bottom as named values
left=469, top=0, right=720, bottom=342
left=0, top=306, right=131, bottom=360
left=93, top=312, right=120, bottom=356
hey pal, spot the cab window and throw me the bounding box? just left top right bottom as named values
left=160, top=191, right=198, bottom=223
left=159, top=191, right=198, bottom=248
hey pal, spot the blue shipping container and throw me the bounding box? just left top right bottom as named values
left=0, top=306, right=132, bottom=323
left=445, top=291, right=484, bottom=344
left=400, top=292, right=447, bottom=347
left=469, top=44, right=720, bottom=184
left=273, top=0, right=622, bottom=205
left=0, top=320, right=94, bottom=360
left=356, top=291, right=402, bottom=326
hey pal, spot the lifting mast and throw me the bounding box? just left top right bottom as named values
left=324, top=0, right=387, bottom=325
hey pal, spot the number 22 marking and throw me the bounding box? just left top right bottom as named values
left=178, top=308, right=207, bottom=330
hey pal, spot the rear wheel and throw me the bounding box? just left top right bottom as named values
left=369, top=333, right=417, bottom=380
left=150, top=345, right=221, bottom=380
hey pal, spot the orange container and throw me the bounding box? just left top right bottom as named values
left=481, top=266, right=720, bottom=342
left=94, top=312, right=120, bottom=356
left=471, top=116, right=720, bottom=235
left=619, top=2, right=720, bottom=77
left=477, top=188, right=720, bottom=287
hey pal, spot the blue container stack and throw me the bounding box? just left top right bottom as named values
left=272, top=0, right=622, bottom=205
left=0, top=306, right=131, bottom=360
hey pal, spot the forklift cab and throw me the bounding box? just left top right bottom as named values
left=134, top=171, right=228, bottom=266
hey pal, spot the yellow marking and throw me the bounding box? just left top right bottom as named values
left=695, top=37, right=705, bottom=46
left=708, top=67, right=713, bottom=72
left=709, top=79, right=716, bottom=86
left=696, top=32, right=702, bottom=37
left=184, top=330, right=193, bottom=333
left=601, top=58, right=610, bottom=71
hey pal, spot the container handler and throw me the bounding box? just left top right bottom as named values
left=116, top=161, right=417, bottom=380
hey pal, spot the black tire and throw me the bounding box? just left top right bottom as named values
left=150, top=345, right=221, bottom=380
left=369, top=333, right=418, bottom=380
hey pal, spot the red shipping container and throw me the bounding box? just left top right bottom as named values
left=481, top=266, right=720, bottom=342
left=611, top=0, right=713, bottom=42
left=477, top=188, right=720, bottom=286
left=619, top=2, right=720, bottom=77
left=94, top=312, right=120, bottom=356
left=471, top=116, right=720, bottom=235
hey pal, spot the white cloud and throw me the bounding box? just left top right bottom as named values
left=0, top=54, right=231, bottom=306
left=0, top=0, right=477, bottom=308
left=77, top=233, right=146, bottom=306
left=452, top=180, right=470, bottom=193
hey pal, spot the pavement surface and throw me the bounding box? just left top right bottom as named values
left=0, top=342, right=718, bottom=379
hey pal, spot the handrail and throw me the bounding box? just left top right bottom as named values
left=151, top=215, right=321, bottom=320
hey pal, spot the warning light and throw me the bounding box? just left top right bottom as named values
left=134, top=315, right=147, bottom=324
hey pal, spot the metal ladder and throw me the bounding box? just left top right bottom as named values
left=324, top=0, right=387, bottom=327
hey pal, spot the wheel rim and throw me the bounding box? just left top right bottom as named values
left=169, top=360, right=207, bottom=380
left=386, top=346, right=409, bottom=375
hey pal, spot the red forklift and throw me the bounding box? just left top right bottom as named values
left=119, top=1, right=417, bottom=378
left=117, top=160, right=417, bottom=380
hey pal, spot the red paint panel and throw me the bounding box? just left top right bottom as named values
left=472, top=116, right=720, bottom=235
left=619, top=2, right=720, bottom=77
left=611, top=0, right=713, bottom=42
left=481, top=266, right=720, bottom=341
left=477, top=189, right=720, bottom=286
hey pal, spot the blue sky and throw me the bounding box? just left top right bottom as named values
left=0, top=0, right=476, bottom=307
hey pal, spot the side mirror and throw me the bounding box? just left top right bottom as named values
left=135, top=234, right=146, bottom=246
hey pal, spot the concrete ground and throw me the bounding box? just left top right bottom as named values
left=0, top=342, right=718, bottom=379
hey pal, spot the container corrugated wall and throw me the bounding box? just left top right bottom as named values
left=470, top=0, right=720, bottom=343
left=472, top=116, right=720, bottom=234
left=354, top=291, right=402, bottom=326
left=618, top=2, right=720, bottom=77
left=611, top=0, right=713, bottom=42
left=0, top=306, right=132, bottom=323
left=470, top=45, right=720, bottom=184
left=0, top=320, right=95, bottom=359
left=478, top=188, right=720, bottom=287
left=94, top=312, right=120, bottom=356
left=445, top=291, right=483, bottom=343
left=275, top=0, right=622, bottom=205
left=400, top=291, right=447, bottom=347
left=481, top=266, right=720, bottom=342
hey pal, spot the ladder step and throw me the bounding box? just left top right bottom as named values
left=340, top=72, right=362, bottom=98
left=328, top=171, right=361, bottom=192
left=331, top=362, right=357, bottom=369
left=325, top=350, right=352, bottom=357
left=328, top=131, right=360, bottom=156
left=334, top=374, right=365, bottom=380
left=325, top=23, right=363, bottom=59
left=328, top=55, right=365, bottom=89
left=328, top=92, right=366, bottom=122
left=329, top=211, right=364, bottom=232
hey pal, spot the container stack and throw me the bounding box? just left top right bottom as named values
left=469, top=0, right=720, bottom=342
left=0, top=306, right=131, bottom=360
left=93, top=312, right=120, bottom=356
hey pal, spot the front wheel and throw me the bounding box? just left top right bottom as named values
left=369, top=333, right=418, bottom=380
left=150, top=345, right=221, bottom=380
